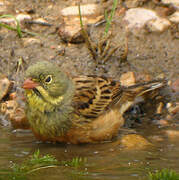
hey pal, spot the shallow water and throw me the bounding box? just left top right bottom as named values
left=0, top=122, right=179, bottom=180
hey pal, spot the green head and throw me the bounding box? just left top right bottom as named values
left=23, top=61, right=74, bottom=106
left=24, top=61, right=70, bottom=98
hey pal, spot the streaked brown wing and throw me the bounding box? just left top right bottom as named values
left=72, top=75, right=122, bottom=119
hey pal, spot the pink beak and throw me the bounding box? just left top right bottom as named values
left=22, top=78, right=39, bottom=89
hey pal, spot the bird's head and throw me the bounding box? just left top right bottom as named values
left=22, top=61, right=71, bottom=104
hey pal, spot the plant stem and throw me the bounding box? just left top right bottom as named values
left=104, top=0, right=118, bottom=36
left=78, top=4, right=97, bottom=61
left=0, top=14, right=38, bottom=37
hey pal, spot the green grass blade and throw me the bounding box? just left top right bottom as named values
left=148, top=169, right=179, bottom=180
left=0, top=14, right=22, bottom=37
left=0, top=14, right=38, bottom=37
left=104, top=0, right=118, bottom=36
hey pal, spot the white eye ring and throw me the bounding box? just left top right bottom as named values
left=44, top=75, right=52, bottom=84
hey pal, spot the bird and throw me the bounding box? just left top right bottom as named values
left=22, top=61, right=166, bottom=144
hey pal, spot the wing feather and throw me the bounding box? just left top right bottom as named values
left=72, top=76, right=122, bottom=118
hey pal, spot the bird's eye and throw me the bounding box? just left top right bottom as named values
left=44, top=75, right=52, bottom=84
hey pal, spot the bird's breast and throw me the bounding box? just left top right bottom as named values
left=25, top=90, right=73, bottom=139
left=25, top=90, right=55, bottom=113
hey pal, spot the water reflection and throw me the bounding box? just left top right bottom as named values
left=0, top=121, right=179, bottom=180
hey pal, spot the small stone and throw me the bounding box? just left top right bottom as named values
left=0, top=13, right=31, bottom=24
left=59, top=4, right=103, bottom=43
left=120, top=72, right=136, bottom=86
left=123, top=8, right=157, bottom=34
left=0, top=17, right=14, bottom=24
left=0, top=100, right=17, bottom=114
left=23, top=38, right=41, bottom=47
left=149, top=135, right=164, bottom=142
left=156, top=102, right=164, bottom=114
left=123, top=8, right=170, bottom=35
left=166, top=102, right=172, bottom=109
left=16, top=13, right=31, bottom=22
left=58, top=22, right=84, bottom=43
left=121, top=134, right=152, bottom=149
left=171, top=79, right=179, bottom=92
left=169, top=11, right=179, bottom=23
left=10, top=107, right=29, bottom=129
left=154, top=119, right=169, bottom=126
left=165, top=114, right=173, bottom=120
left=147, top=17, right=171, bottom=32
left=159, top=119, right=169, bottom=126
left=61, top=4, right=98, bottom=16
left=168, top=102, right=179, bottom=114
left=0, top=75, right=12, bottom=101
left=0, top=0, right=4, bottom=5
left=0, top=100, right=29, bottom=129
left=9, top=92, right=17, bottom=100
left=166, top=130, right=179, bottom=139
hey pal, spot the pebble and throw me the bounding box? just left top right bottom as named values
left=16, top=13, right=31, bottom=22
left=22, top=38, right=41, bottom=47
left=171, top=79, right=179, bottom=92
left=58, top=22, right=84, bottom=43
left=153, top=119, right=169, bottom=126
left=166, top=102, right=172, bottom=109
left=121, top=134, right=152, bottom=149
left=120, top=72, right=136, bottom=86
left=0, top=100, right=28, bottom=129
left=0, top=13, right=31, bottom=24
left=123, top=8, right=171, bottom=36
left=165, top=114, right=173, bottom=120
left=156, top=102, right=164, bottom=114
left=0, top=100, right=18, bottom=114
left=166, top=130, right=179, bottom=139
left=147, top=17, right=171, bottom=32
left=168, top=102, right=179, bottom=114
left=59, top=4, right=103, bottom=43
left=169, top=11, right=179, bottom=23
left=0, top=17, right=13, bottom=24
left=61, top=4, right=99, bottom=16
left=124, top=8, right=156, bottom=29
left=9, top=92, right=17, bottom=100
left=0, top=75, right=12, bottom=101
left=149, top=135, right=164, bottom=142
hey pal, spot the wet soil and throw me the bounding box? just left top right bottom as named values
left=0, top=1, right=178, bottom=80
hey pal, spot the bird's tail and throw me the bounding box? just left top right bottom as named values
left=116, top=79, right=167, bottom=115
left=123, top=79, right=167, bottom=99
